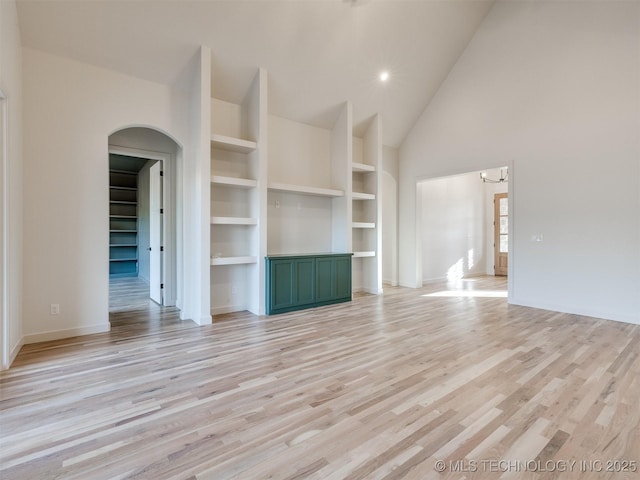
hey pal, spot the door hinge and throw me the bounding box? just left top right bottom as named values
left=160, top=283, right=164, bottom=289
left=160, top=246, right=164, bottom=252
left=160, top=208, right=164, bottom=214
left=160, top=171, right=163, bottom=176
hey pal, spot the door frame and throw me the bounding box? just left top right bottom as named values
left=413, top=161, right=514, bottom=299
left=108, top=145, right=176, bottom=306
left=494, top=192, right=508, bottom=276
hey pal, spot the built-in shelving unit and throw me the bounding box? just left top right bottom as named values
left=207, top=65, right=383, bottom=315
left=351, top=114, right=382, bottom=294
left=209, top=68, right=267, bottom=316
left=109, top=170, right=138, bottom=277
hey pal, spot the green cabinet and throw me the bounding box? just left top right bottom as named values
left=266, top=253, right=353, bottom=315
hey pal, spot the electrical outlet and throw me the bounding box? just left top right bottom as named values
left=231, top=285, right=238, bottom=295
left=50, top=304, right=60, bottom=315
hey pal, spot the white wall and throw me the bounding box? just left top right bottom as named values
left=382, top=145, right=398, bottom=285
left=399, top=1, right=640, bottom=324
left=22, top=47, right=208, bottom=342
left=420, top=172, right=485, bottom=283
left=0, top=0, right=23, bottom=367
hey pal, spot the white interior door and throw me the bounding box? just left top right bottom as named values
left=149, top=162, right=163, bottom=304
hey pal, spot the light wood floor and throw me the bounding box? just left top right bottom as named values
left=1, top=277, right=639, bottom=479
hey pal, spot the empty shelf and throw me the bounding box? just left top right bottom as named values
left=352, top=222, right=375, bottom=229
left=211, top=256, right=258, bottom=266
left=211, top=134, right=257, bottom=153
left=352, top=192, right=376, bottom=200
left=268, top=182, right=344, bottom=197
left=211, top=175, right=257, bottom=188
left=210, top=216, right=257, bottom=225
left=352, top=162, right=376, bottom=172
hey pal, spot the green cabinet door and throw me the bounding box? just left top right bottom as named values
left=294, top=258, right=315, bottom=305
left=270, top=259, right=294, bottom=311
left=315, top=257, right=335, bottom=302
left=334, top=256, right=352, bottom=299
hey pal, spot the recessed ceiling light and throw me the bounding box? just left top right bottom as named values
left=379, top=71, right=390, bottom=82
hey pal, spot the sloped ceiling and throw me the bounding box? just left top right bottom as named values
left=16, top=0, right=495, bottom=147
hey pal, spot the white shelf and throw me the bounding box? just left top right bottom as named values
left=268, top=182, right=344, bottom=198
left=352, top=162, right=376, bottom=173
left=211, top=175, right=257, bottom=189
left=210, top=216, right=257, bottom=225
left=211, top=134, right=257, bottom=153
left=353, top=251, right=376, bottom=258
left=211, top=256, right=257, bottom=266
left=352, top=192, right=376, bottom=200
left=352, top=222, right=375, bottom=229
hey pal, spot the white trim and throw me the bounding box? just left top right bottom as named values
left=509, top=297, right=640, bottom=326
left=211, top=305, right=244, bottom=316
left=0, top=89, right=8, bottom=370
left=9, top=337, right=23, bottom=366
left=23, top=324, right=111, bottom=344
left=108, top=144, right=178, bottom=307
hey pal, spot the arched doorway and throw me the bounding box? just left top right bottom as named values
left=107, top=127, right=181, bottom=315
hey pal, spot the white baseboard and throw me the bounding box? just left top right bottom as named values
left=23, top=323, right=111, bottom=344
left=382, top=279, right=398, bottom=286
left=510, top=297, right=640, bottom=326
left=211, top=305, right=244, bottom=316
left=8, top=336, right=24, bottom=368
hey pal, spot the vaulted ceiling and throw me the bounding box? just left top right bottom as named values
left=16, top=0, right=495, bottom=147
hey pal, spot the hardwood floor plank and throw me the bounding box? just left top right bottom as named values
left=1, top=276, right=639, bottom=479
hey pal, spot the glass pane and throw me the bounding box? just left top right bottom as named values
left=500, top=197, right=508, bottom=216
left=500, top=234, right=508, bottom=253
left=500, top=217, right=508, bottom=234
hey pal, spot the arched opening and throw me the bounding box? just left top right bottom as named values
left=107, top=127, right=182, bottom=319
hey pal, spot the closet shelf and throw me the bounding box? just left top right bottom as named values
left=352, top=162, right=376, bottom=173
left=210, top=216, right=257, bottom=225
left=110, top=244, right=137, bottom=247
left=110, top=215, right=137, bottom=219
left=109, top=186, right=137, bottom=191
left=268, top=182, right=344, bottom=198
left=211, top=256, right=258, bottom=266
left=109, top=229, right=137, bottom=233
left=109, top=258, right=138, bottom=262
left=352, top=222, right=375, bottom=229
left=110, top=201, right=137, bottom=205
left=211, top=134, right=257, bottom=153
left=352, top=192, right=376, bottom=200
left=353, top=251, right=376, bottom=258
left=211, top=175, right=257, bottom=189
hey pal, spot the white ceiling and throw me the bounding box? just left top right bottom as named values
left=16, top=0, right=495, bottom=147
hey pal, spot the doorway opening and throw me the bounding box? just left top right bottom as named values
left=417, top=166, right=510, bottom=296
left=108, top=127, right=179, bottom=317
